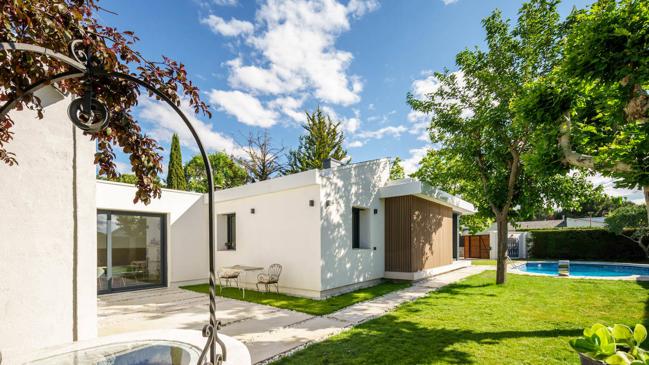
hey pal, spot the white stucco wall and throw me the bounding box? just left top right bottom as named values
left=0, top=99, right=97, bottom=351
left=96, top=181, right=208, bottom=285
left=212, top=183, right=323, bottom=298
left=319, top=159, right=391, bottom=292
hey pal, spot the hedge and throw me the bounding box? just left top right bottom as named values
left=528, top=228, right=646, bottom=260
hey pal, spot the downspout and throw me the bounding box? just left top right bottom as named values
left=71, top=124, right=79, bottom=341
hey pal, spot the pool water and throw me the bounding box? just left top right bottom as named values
left=29, top=341, right=198, bottom=365
left=519, top=262, right=649, bottom=277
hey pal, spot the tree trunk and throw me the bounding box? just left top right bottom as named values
left=644, top=186, right=649, bottom=224
left=495, top=213, right=509, bottom=285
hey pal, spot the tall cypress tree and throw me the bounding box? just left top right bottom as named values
left=285, top=107, right=348, bottom=174
left=166, top=133, right=187, bottom=190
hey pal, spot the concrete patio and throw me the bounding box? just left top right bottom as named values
left=99, top=265, right=490, bottom=364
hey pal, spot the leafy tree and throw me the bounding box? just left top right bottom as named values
left=184, top=152, right=246, bottom=193
left=240, top=131, right=284, bottom=182
left=97, top=173, right=138, bottom=184
left=166, top=134, right=187, bottom=190
left=285, top=108, right=347, bottom=173
left=408, top=0, right=586, bottom=284
left=389, top=157, right=406, bottom=180
left=0, top=0, right=209, bottom=204
left=518, top=0, right=649, bottom=226
left=527, top=173, right=634, bottom=220
left=606, top=204, right=648, bottom=257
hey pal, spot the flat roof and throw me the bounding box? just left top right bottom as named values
left=380, top=179, right=476, bottom=214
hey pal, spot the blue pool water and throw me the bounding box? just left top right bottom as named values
left=519, top=262, right=649, bottom=277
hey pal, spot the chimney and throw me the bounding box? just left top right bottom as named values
left=322, top=158, right=342, bottom=169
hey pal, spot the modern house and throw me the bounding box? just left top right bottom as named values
left=0, top=95, right=475, bottom=353
left=97, top=158, right=475, bottom=298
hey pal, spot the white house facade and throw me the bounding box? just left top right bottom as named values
left=0, top=100, right=475, bottom=354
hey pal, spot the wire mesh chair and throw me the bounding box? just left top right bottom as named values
left=256, top=264, right=282, bottom=293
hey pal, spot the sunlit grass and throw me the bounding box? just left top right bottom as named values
left=181, top=281, right=410, bottom=316
left=274, top=271, right=649, bottom=364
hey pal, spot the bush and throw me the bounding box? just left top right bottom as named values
left=529, top=228, right=646, bottom=260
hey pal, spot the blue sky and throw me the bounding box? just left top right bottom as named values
left=99, top=0, right=643, bottom=202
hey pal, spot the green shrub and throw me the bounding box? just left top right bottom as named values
left=529, top=228, right=645, bottom=260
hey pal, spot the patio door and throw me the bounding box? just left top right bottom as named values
left=97, top=210, right=166, bottom=294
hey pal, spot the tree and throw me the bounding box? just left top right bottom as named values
left=408, top=0, right=584, bottom=284
left=606, top=204, right=649, bottom=257
left=528, top=173, right=634, bottom=220
left=285, top=108, right=347, bottom=173
left=0, top=0, right=209, bottom=204
left=166, top=134, right=187, bottom=190
left=239, top=131, right=284, bottom=182
left=519, top=0, right=649, bottom=227
left=184, top=152, right=247, bottom=193
left=390, top=157, right=405, bottom=180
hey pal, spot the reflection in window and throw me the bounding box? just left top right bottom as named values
left=97, top=211, right=165, bottom=293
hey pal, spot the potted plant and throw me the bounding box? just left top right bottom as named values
left=570, top=323, right=647, bottom=364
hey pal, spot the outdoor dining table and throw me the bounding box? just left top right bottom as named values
left=221, top=265, right=264, bottom=298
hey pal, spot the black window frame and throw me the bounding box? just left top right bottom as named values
left=226, top=213, right=236, bottom=249
left=352, top=207, right=361, bottom=249
left=97, top=209, right=167, bottom=294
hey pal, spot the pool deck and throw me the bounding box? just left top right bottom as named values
left=98, top=265, right=490, bottom=364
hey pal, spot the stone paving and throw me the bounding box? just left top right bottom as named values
left=98, top=265, right=490, bottom=364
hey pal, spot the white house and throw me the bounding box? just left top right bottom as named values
left=0, top=96, right=475, bottom=354
left=97, top=158, right=475, bottom=299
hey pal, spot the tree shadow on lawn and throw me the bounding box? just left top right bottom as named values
left=639, top=280, right=649, bottom=328
left=280, top=314, right=582, bottom=365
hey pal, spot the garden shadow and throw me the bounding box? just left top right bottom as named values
left=281, top=313, right=582, bottom=365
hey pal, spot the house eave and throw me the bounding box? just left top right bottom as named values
left=379, top=178, right=476, bottom=214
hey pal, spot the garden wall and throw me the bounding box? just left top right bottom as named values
left=528, top=228, right=646, bottom=260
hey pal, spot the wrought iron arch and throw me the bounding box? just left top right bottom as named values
left=0, top=41, right=224, bottom=365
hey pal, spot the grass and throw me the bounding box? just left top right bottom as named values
left=469, top=259, right=498, bottom=265
left=181, top=281, right=410, bottom=316
left=273, top=271, right=649, bottom=364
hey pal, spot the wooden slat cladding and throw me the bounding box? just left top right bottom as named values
left=385, top=196, right=454, bottom=273
left=384, top=196, right=412, bottom=272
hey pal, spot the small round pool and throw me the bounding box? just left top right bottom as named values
left=517, top=261, right=649, bottom=277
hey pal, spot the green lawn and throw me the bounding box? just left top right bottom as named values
left=273, top=271, right=649, bottom=365
left=468, top=259, right=498, bottom=265
left=181, top=281, right=410, bottom=316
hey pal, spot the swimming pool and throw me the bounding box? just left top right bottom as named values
left=517, top=261, right=649, bottom=277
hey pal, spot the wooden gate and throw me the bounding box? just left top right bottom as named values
left=462, top=234, right=490, bottom=259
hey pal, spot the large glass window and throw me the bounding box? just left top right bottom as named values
left=97, top=211, right=166, bottom=293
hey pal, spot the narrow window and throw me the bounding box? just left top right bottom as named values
left=227, top=213, right=236, bottom=250
left=352, top=208, right=360, bottom=249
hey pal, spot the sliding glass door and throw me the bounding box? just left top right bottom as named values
left=97, top=210, right=166, bottom=294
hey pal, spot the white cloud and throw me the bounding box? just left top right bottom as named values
left=221, top=0, right=377, bottom=106
left=320, top=105, right=361, bottom=134
left=357, top=125, right=407, bottom=139
left=208, top=90, right=278, bottom=127
left=347, top=0, right=380, bottom=17
left=587, top=174, right=645, bottom=204
left=214, top=0, right=238, bottom=5
left=268, top=95, right=306, bottom=123
left=114, top=160, right=131, bottom=174
left=441, top=0, right=459, bottom=4
left=347, top=140, right=364, bottom=148
left=402, top=146, right=430, bottom=175
left=137, top=97, right=244, bottom=157
left=201, top=15, right=254, bottom=37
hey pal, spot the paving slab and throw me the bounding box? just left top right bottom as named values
left=99, top=265, right=491, bottom=364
